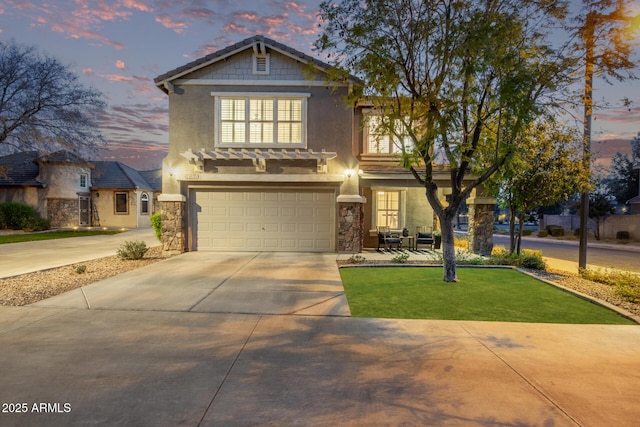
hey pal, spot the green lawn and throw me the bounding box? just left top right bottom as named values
left=339, top=267, right=637, bottom=325
left=0, top=230, right=121, bottom=244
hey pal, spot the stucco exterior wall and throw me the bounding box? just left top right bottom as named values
left=93, top=190, right=152, bottom=228
left=161, top=53, right=357, bottom=200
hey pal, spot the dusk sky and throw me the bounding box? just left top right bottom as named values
left=1, top=0, right=639, bottom=170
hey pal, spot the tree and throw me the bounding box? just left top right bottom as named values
left=316, top=0, right=571, bottom=281
left=604, top=133, right=640, bottom=204
left=575, top=0, right=639, bottom=269
left=0, top=40, right=105, bottom=154
left=589, top=191, right=615, bottom=240
left=492, top=119, right=589, bottom=254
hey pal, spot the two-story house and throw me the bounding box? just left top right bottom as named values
left=154, top=35, right=495, bottom=255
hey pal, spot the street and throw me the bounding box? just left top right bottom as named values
left=493, top=234, right=640, bottom=273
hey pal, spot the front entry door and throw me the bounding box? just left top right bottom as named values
left=79, top=196, right=90, bottom=226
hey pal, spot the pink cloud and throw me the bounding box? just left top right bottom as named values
left=155, top=14, right=188, bottom=33
left=116, top=60, right=125, bottom=69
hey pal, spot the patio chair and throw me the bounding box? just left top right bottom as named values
left=377, top=226, right=402, bottom=251
left=415, top=226, right=434, bottom=250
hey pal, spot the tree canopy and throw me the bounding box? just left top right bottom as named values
left=0, top=40, right=105, bottom=154
left=316, top=0, right=572, bottom=281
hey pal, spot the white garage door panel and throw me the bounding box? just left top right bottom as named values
left=194, top=190, right=335, bottom=251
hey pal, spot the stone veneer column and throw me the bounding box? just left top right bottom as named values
left=337, top=195, right=366, bottom=253
left=467, top=196, right=496, bottom=256
left=158, top=194, right=186, bottom=255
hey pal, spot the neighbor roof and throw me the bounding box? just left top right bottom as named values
left=0, top=151, right=43, bottom=187
left=90, top=161, right=155, bottom=190
left=154, top=34, right=361, bottom=92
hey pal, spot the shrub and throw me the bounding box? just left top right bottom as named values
left=485, top=246, right=545, bottom=270
left=546, top=225, right=564, bottom=237
left=616, top=231, right=630, bottom=241
left=0, top=202, right=39, bottom=230
left=22, top=216, right=50, bottom=232
left=117, top=240, right=149, bottom=260
left=150, top=213, right=162, bottom=241
left=454, top=237, right=468, bottom=250
left=391, top=252, right=410, bottom=263
left=75, top=265, right=87, bottom=274
left=518, top=250, right=546, bottom=270
left=522, top=229, right=532, bottom=236
left=347, top=254, right=367, bottom=264
left=537, top=230, right=548, bottom=237
left=455, top=250, right=483, bottom=265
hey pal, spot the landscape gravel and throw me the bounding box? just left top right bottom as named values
left=0, top=246, right=167, bottom=306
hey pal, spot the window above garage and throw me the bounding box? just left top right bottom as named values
left=213, top=93, right=309, bottom=148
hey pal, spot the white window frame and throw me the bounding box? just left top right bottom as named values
left=372, top=189, right=406, bottom=229
left=79, top=174, right=88, bottom=189
left=363, top=110, right=413, bottom=155
left=213, top=92, right=309, bottom=148
left=140, top=192, right=149, bottom=215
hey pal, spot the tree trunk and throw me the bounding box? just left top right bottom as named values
left=508, top=207, right=517, bottom=254
left=516, top=211, right=525, bottom=255
left=440, top=215, right=458, bottom=282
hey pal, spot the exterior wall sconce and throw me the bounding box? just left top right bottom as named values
left=344, top=169, right=355, bottom=178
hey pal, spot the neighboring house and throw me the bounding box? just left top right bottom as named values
left=90, top=161, right=161, bottom=228
left=153, top=35, right=495, bottom=254
left=0, top=151, right=161, bottom=229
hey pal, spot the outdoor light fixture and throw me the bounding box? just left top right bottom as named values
left=344, top=169, right=355, bottom=178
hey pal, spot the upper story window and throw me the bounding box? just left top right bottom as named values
left=213, top=93, right=308, bottom=147
left=79, top=174, right=88, bottom=189
left=364, top=113, right=414, bottom=155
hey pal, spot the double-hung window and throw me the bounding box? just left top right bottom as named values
left=214, top=93, right=307, bottom=147
left=375, top=190, right=401, bottom=229
left=364, top=112, right=413, bottom=155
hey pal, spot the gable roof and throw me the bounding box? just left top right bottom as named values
left=154, top=34, right=361, bottom=93
left=90, top=161, right=155, bottom=191
left=0, top=151, right=43, bottom=187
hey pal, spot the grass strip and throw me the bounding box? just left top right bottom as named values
left=339, top=267, right=636, bottom=325
left=0, top=230, right=121, bottom=244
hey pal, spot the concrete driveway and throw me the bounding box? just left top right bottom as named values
left=1, top=250, right=640, bottom=426
left=31, top=252, right=350, bottom=316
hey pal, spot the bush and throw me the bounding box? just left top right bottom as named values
left=75, top=265, right=87, bottom=274
left=522, top=229, right=532, bottom=236
left=391, top=252, right=410, bottom=263
left=546, top=225, right=564, bottom=237
left=347, top=254, right=367, bottom=264
left=22, top=216, right=50, bottom=232
left=616, top=231, right=630, bottom=241
left=0, top=202, right=40, bottom=230
left=117, top=240, right=149, bottom=260
left=537, top=230, right=548, bottom=237
left=485, top=246, right=546, bottom=270
left=454, top=237, right=468, bottom=250
left=518, top=250, right=546, bottom=270
left=150, top=212, right=162, bottom=241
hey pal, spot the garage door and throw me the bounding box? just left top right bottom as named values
left=193, top=189, right=335, bottom=251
